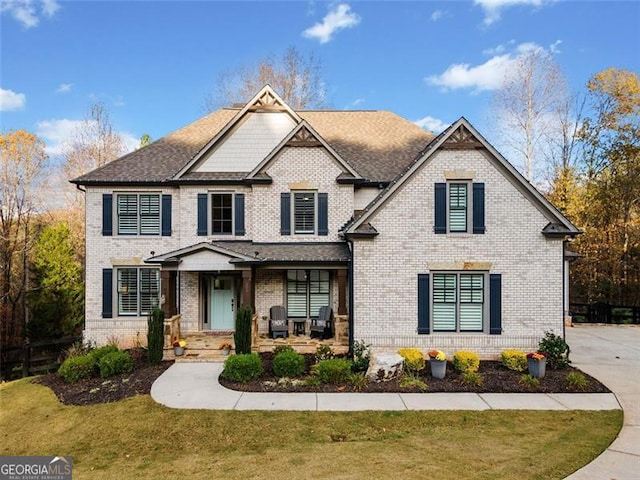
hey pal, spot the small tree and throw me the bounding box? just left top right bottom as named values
left=147, top=308, right=165, bottom=364
left=234, top=306, right=253, bottom=355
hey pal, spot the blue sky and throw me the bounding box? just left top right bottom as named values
left=1, top=0, right=639, bottom=159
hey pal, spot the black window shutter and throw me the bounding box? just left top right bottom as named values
left=318, top=193, right=328, bottom=236
left=161, top=194, right=172, bottom=236
left=434, top=183, right=446, bottom=234
left=418, top=274, right=430, bottom=334
left=197, top=193, right=208, bottom=236
left=102, top=194, right=113, bottom=236
left=102, top=269, right=113, bottom=318
left=489, top=273, right=502, bottom=335
left=473, top=183, right=485, bottom=234
left=280, top=193, right=291, bottom=235
left=234, top=194, right=245, bottom=236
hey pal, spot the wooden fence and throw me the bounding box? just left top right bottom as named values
left=570, top=302, right=640, bottom=325
left=1, top=336, right=82, bottom=381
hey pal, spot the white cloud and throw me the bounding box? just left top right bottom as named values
left=344, top=98, right=365, bottom=109
left=414, top=116, right=450, bottom=134
left=474, top=0, right=546, bottom=26
left=36, top=118, right=138, bottom=157
left=56, top=83, right=72, bottom=93
left=302, top=3, right=360, bottom=44
left=430, top=9, right=446, bottom=21
left=0, top=0, right=61, bottom=28
left=0, top=87, right=26, bottom=111
left=426, top=41, right=557, bottom=92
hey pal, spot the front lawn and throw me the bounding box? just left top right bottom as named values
left=0, top=379, right=622, bottom=480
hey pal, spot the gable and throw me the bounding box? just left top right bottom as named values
left=347, top=118, right=580, bottom=237
left=193, top=111, right=297, bottom=172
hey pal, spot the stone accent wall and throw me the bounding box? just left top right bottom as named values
left=352, top=149, right=565, bottom=358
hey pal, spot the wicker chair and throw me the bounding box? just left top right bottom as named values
left=268, top=306, right=288, bottom=339
left=310, top=306, right=333, bottom=340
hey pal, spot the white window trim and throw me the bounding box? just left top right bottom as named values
left=431, top=271, right=488, bottom=333
left=292, top=191, right=317, bottom=235
left=116, top=267, right=161, bottom=317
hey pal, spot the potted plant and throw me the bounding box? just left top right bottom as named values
left=219, top=342, right=233, bottom=356
left=526, top=351, right=546, bottom=378
left=172, top=339, right=186, bottom=356
left=428, top=350, right=447, bottom=379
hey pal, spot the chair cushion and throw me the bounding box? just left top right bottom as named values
left=271, top=319, right=286, bottom=327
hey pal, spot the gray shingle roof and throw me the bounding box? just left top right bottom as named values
left=217, top=241, right=350, bottom=263
left=71, top=108, right=432, bottom=185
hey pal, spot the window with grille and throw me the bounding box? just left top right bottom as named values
left=293, top=192, right=316, bottom=234
left=117, top=194, right=160, bottom=235
left=432, top=272, right=484, bottom=332
left=211, top=193, right=233, bottom=234
left=287, top=270, right=330, bottom=318
left=117, top=268, right=160, bottom=316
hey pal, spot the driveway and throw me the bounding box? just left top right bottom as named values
left=565, top=325, right=640, bottom=479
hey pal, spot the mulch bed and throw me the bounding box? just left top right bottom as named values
left=34, top=351, right=610, bottom=407
left=34, top=348, right=173, bottom=406
left=219, top=352, right=611, bottom=394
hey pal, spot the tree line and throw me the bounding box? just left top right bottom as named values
left=1, top=47, right=637, bottom=346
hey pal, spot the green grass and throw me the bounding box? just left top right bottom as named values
left=0, top=379, right=622, bottom=480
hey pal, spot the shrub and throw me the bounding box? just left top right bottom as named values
left=349, top=372, right=369, bottom=392
left=272, top=344, right=294, bottom=356
left=98, top=351, right=133, bottom=378
left=453, top=350, right=480, bottom=373
left=147, top=308, right=165, bottom=365
left=315, top=344, right=334, bottom=363
left=519, top=374, right=540, bottom=389
left=234, top=306, right=253, bottom=355
left=58, top=354, right=95, bottom=383
left=351, top=339, right=371, bottom=373
left=88, top=344, right=119, bottom=367
left=398, top=348, right=426, bottom=372
left=221, top=353, right=263, bottom=382
left=460, top=371, right=483, bottom=387
left=501, top=349, right=527, bottom=372
left=567, top=371, right=588, bottom=391
left=64, top=341, right=91, bottom=360
left=315, top=358, right=352, bottom=384
left=273, top=350, right=305, bottom=378
left=538, top=331, right=571, bottom=369
left=399, top=372, right=428, bottom=391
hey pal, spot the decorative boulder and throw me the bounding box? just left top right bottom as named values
left=366, top=353, right=404, bottom=382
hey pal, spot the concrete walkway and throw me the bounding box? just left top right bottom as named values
left=151, top=325, right=639, bottom=478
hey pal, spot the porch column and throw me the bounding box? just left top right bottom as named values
left=242, top=268, right=255, bottom=312
left=161, top=270, right=177, bottom=317
left=337, top=269, right=347, bottom=315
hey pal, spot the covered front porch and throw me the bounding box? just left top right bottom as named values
left=150, top=241, right=351, bottom=359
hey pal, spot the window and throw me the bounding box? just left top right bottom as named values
left=293, top=192, right=316, bottom=234
left=211, top=193, right=233, bottom=234
left=117, top=194, right=160, bottom=235
left=286, top=270, right=330, bottom=318
left=448, top=183, right=468, bottom=232
left=117, top=268, right=160, bottom=316
left=432, top=273, right=484, bottom=332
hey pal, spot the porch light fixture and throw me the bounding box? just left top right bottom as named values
left=214, top=278, right=221, bottom=289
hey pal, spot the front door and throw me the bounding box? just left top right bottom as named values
left=210, top=277, right=235, bottom=330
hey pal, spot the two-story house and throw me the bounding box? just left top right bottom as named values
left=71, top=85, right=579, bottom=357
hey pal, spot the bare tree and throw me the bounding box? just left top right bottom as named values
left=204, top=46, right=328, bottom=111
left=0, top=130, right=48, bottom=344
left=491, top=49, right=568, bottom=183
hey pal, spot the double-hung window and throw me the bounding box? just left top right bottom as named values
left=117, top=193, right=160, bottom=235
left=117, top=268, right=160, bottom=316
left=448, top=183, right=468, bottom=232
left=211, top=193, right=233, bottom=235
left=293, top=192, right=316, bottom=234
left=432, top=272, right=484, bottom=332
left=287, top=270, right=330, bottom=318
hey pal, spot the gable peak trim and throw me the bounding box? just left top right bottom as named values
left=441, top=124, right=483, bottom=149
